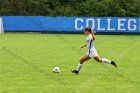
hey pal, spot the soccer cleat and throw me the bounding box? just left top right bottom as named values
left=111, top=61, right=117, bottom=68
left=71, top=69, right=79, bottom=74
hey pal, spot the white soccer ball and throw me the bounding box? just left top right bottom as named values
left=53, top=67, right=60, bottom=73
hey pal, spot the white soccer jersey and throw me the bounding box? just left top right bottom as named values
left=86, top=34, right=94, bottom=51
left=86, top=34, right=98, bottom=58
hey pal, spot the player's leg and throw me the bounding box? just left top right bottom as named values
left=94, top=55, right=117, bottom=67
left=71, top=55, right=91, bottom=74
left=77, top=54, right=91, bottom=71
left=80, top=54, right=91, bottom=64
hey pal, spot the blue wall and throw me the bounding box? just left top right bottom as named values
left=0, top=16, right=140, bottom=33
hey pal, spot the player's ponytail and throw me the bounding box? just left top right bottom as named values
left=88, top=27, right=92, bottom=33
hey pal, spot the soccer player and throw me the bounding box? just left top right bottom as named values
left=71, top=27, right=117, bottom=74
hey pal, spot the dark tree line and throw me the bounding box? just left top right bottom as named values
left=0, top=0, right=140, bottom=16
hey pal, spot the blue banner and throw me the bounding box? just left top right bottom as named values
left=0, top=16, right=140, bottom=33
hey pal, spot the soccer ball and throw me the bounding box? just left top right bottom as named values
left=53, top=67, right=60, bottom=73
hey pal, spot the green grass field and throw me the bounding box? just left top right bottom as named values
left=0, top=34, right=140, bottom=93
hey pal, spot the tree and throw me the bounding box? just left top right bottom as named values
left=0, top=0, right=140, bottom=16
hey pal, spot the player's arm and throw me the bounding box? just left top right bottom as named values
left=81, top=44, right=87, bottom=48
left=91, top=30, right=96, bottom=40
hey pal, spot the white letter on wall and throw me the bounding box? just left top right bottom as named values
left=107, top=18, right=115, bottom=31
left=128, top=19, right=136, bottom=31
left=118, top=19, right=126, bottom=31
left=97, top=18, right=105, bottom=30
left=86, top=18, right=95, bottom=30
left=75, top=18, right=84, bottom=30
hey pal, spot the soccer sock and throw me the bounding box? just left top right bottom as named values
left=102, top=58, right=111, bottom=64
left=76, top=64, right=83, bottom=71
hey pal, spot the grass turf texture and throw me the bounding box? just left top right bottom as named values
left=0, top=34, right=139, bottom=93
